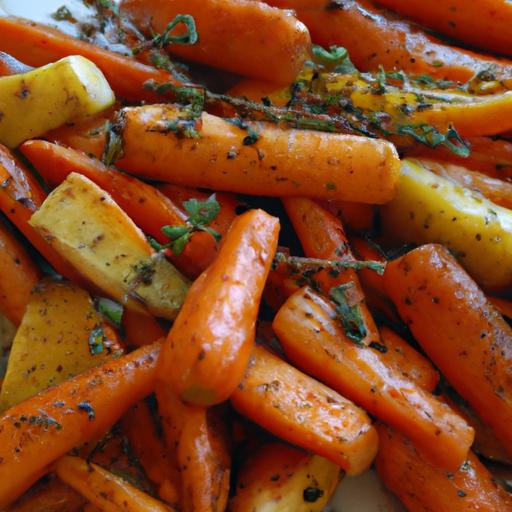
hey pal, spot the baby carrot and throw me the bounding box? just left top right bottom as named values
left=265, top=0, right=512, bottom=82
left=282, top=197, right=380, bottom=345
left=0, top=222, right=40, bottom=326
left=384, top=244, right=512, bottom=459
left=376, top=424, right=512, bottom=512
left=115, top=104, right=401, bottom=204
left=0, top=17, right=180, bottom=102
left=0, top=341, right=161, bottom=508
left=55, top=456, right=171, bottom=512
left=121, top=0, right=311, bottom=85
left=376, top=0, right=512, bottom=58
left=158, top=209, right=279, bottom=406
left=273, top=286, right=473, bottom=471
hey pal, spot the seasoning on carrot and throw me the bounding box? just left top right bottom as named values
left=114, top=104, right=401, bottom=204
left=384, top=243, right=512, bottom=459
left=158, top=209, right=279, bottom=406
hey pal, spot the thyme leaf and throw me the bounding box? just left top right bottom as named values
left=329, top=283, right=367, bottom=344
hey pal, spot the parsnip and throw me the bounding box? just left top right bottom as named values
left=29, top=173, right=190, bottom=320
left=381, top=159, right=512, bottom=290
left=0, top=55, right=114, bottom=148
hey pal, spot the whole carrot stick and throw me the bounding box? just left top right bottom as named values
left=0, top=341, right=161, bottom=508
left=115, top=104, right=401, bottom=204
left=376, top=424, right=512, bottom=512
left=264, top=0, right=512, bottom=82
left=0, top=17, right=181, bottom=102
left=0, top=222, right=40, bottom=326
left=231, top=345, right=379, bottom=476
left=156, top=384, right=231, bottom=512
left=158, top=209, right=279, bottom=405
left=0, top=144, right=83, bottom=282
left=384, top=243, right=512, bottom=459
left=272, top=286, right=474, bottom=471
left=376, top=0, right=512, bottom=58
left=282, top=197, right=379, bottom=345
left=55, top=456, right=171, bottom=512
left=122, top=0, right=311, bottom=85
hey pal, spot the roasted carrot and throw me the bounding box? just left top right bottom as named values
left=0, top=17, right=181, bottom=102
left=231, top=345, right=379, bottom=475
left=322, top=200, right=376, bottom=232
left=122, top=310, right=167, bottom=348
left=122, top=0, right=311, bottom=85
left=159, top=209, right=279, bottom=405
left=265, top=0, right=512, bottom=82
left=120, top=400, right=179, bottom=504
left=384, top=244, right=512, bottom=459
left=488, top=296, right=512, bottom=320
left=283, top=197, right=380, bottom=346
left=273, top=286, right=473, bottom=470
left=156, top=384, right=231, bottom=512
left=0, top=144, right=82, bottom=282
left=55, top=456, right=171, bottom=512
left=376, top=0, right=512, bottom=58
left=0, top=52, right=31, bottom=77
left=228, top=79, right=289, bottom=107
left=376, top=424, right=512, bottom=512
left=417, top=158, right=512, bottom=210
left=0, top=341, right=161, bottom=508
left=6, top=478, right=86, bottom=512
left=379, top=326, right=439, bottom=393
left=0, top=221, right=40, bottom=326
left=115, top=104, right=401, bottom=204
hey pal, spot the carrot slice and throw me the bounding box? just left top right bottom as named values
left=384, top=243, right=512, bottom=459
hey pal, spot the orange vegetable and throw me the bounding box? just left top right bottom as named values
left=0, top=341, right=161, bottom=508
left=121, top=0, right=311, bottom=85
left=273, top=286, right=473, bottom=470
left=0, top=144, right=82, bottom=282
left=231, top=345, right=379, bottom=476
left=0, top=222, right=40, bottom=326
left=322, top=200, right=376, bottom=232
left=156, top=384, right=231, bottom=512
left=384, top=244, right=512, bottom=459
left=265, top=0, right=512, bottom=82
left=0, top=17, right=180, bottom=102
left=282, top=197, right=379, bottom=346
left=115, top=104, right=401, bottom=204
left=0, top=51, right=31, bottom=77
left=158, top=209, right=279, bottom=405
left=416, top=158, right=512, bottom=210
left=488, top=296, right=512, bottom=319
left=376, top=424, right=512, bottom=512
left=376, top=0, right=512, bottom=58
left=122, top=310, right=167, bottom=348
left=55, top=456, right=171, bottom=512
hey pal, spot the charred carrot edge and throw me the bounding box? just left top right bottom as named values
left=156, top=384, right=230, bottom=512
left=0, top=341, right=161, bottom=508
left=231, top=345, right=379, bottom=476
left=376, top=424, right=512, bottom=512
left=384, top=243, right=512, bottom=459
left=0, top=144, right=83, bottom=282
left=282, top=197, right=380, bottom=346
left=375, top=0, right=512, bottom=58
left=265, top=0, right=512, bottom=82
left=55, top=456, right=170, bottom=512
left=158, top=209, right=280, bottom=406
left=121, top=0, right=311, bottom=85
left=273, top=286, right=473, bottom=471
left=0, top=17, right=180, bottom=102
left=0, top=221, right=40, bottom=325
left=116, top=104, right=401, bottom=204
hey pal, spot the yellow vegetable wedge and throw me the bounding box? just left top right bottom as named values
left=0, top=280, right=116, bottom=412
left=381, top=159, right=512, bottom=290
left=230, top=442, right=342, bottom=512
left=0, top=55, right=114, bottom=148
left=29, top=173, right=190, bottom=320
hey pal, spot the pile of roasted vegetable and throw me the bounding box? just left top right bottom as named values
left=1, top=0, right=512, bottom=511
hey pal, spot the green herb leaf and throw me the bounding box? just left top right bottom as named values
left=329, top=283, right=368, bottom=344
left=170, top=232, right=191, bottom=256
left=97, top=298, right=123, bottom=328
left=51, top=5, right=74, bottom=21
left=161, top=225, right=191, bottom=240
left=184, top=194, right=221, bottom=226
left=198, top=225, right=222, bottom=242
